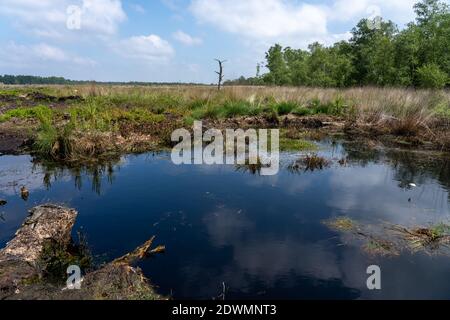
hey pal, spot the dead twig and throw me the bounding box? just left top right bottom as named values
left=113, top=236, right=165, bottom=265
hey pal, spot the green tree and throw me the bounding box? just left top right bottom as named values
left=350, top=18, right=398, bottom=85
left=413, top=0, right=450, bottom=76
left=283, top=47, right=309, bottom=86
left=264, top=44, right=291, bottom=85
left=237, top=0, right=450, bottom=89
left=417, top=63, right=448, bottom=88
left=414, top=0, right=449, bottom=25
left=394, top=26, right=421, bottom=86
left=330, top=41, right=355, bottom=87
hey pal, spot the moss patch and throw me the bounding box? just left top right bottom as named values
left=280, top=138, right=317, bottom=151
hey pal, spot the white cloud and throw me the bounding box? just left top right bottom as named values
left=173, top=30, right=203, bottom=46
left=78, top=0, right=127, bottom=35
left=0, top=42, right=96, bottom=68
left=114, top=35, right=175, bottom=62
left=33, top=43, right=69, bottom=62
left=189, top=0, right=417, bottom=48
left=330, top=0, right=417, bottom=25
left=190, top=0, right=328, bottom=40
left=0, top=0, right=173, bottom=70
left=0, top=0, right=127, bottom=38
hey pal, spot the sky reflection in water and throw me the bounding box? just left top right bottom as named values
left=1, top=141, right=450, bottom=299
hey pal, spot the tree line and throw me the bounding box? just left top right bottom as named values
left=0, top=75, right=74, bottom=85
left=225, top=0, right=450, bottom=88
left=0, top=75, right=205, bottom=86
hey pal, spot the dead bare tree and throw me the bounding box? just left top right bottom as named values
left=215, top=59, right=226, bottom=90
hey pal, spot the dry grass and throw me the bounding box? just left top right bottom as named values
left=390, top=223, right=450, bottom=254
left=6, top=84, right=447, bottom=117
left=1, top=84, right=449, bottom=159
left=323, top=216, right=450, bottom=257
left=363, top=238, right=400, bottom=257
left=323, top=217, right=358, bottom=232
left=3, top=85, right=449, bottom=128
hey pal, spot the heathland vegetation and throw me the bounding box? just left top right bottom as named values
left=0, top=85, right=449, bottom=162
left=0, top=0, right=449, bottom=301
left=226, top=0, right=450, bottom=89
left=0, top=0, right=448, bottom=163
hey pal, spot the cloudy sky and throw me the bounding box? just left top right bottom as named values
left=0, top=0, right=419, bottom=83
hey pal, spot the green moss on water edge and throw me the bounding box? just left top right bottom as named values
left=280, top=138, right=317, bottom=151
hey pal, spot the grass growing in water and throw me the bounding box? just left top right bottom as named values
left=30, top=98, right=167, bottom=161
left=235, top=157, right=269, bottom=175
left=279, top=129, right=318, bottom=151
left=38, top=235, right=92, bottom=284
left=391, top=223, right=450, bottom=253
left=323, top=217, right=358, bottom=232
left=289, top=154, right=330, bottom=172
left=324, top=216, right=450, bottom=257
left=363, top=239, right=399, bottom=257
left=34, top=106, right=75, bottom=159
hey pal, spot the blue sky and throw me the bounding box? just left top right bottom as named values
left=0, top=0, right=422, bottom=83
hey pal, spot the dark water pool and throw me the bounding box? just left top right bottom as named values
left=1, top=141, right=450, bottom=299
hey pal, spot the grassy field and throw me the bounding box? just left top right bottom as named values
left=0, top=84, right=449, bottom=162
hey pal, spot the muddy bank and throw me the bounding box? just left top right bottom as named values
left=205, top=114, right=450, bottom=152
left=0, top=109, right=449, bottom=160
left=0, top=120, right=34, bottom=155
left=0, top=204, right=165, bottom=300
left=0, top=92, right=82, bottom=114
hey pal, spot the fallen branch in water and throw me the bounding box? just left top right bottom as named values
left=113, top=236, right=165, bottom=265
left=0, top=204, right=166, bottom=300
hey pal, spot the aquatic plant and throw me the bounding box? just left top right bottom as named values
left=235, top=157, right=269, bottom=175
left=289, top=153, right=330, bottom=172
left=391, top=223, right=450, bottom=253
left=324, top=216, right=450, bottom=257
left=363, top=238, right=399, bottom=257
left=323, top=217, right=358, bottom=232
left=37, top=235, right=92, bottom=284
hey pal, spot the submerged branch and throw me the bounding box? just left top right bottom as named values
left=0, top=204, right=166, bottom=300
left=113, top=236, right=165, bottom=265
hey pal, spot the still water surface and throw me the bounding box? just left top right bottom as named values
left=1, top=141, right=450, bottom=299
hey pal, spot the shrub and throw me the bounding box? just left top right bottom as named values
left=275, top=101, right=298, bottom=115
left=191, top=104, right=220, bottom=119
left=417, top=63, right=448, bottom=89
left=219, top=101, right=253, bottom=118
left=34, top=109, right=59, bottom=156
left=308, top=99, right=325, bottom=114
left=328, top=96, right=348, bottom=115
left=434, top=101, right=450, bottom=119
left=292, top=106, right=314, bottom=116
